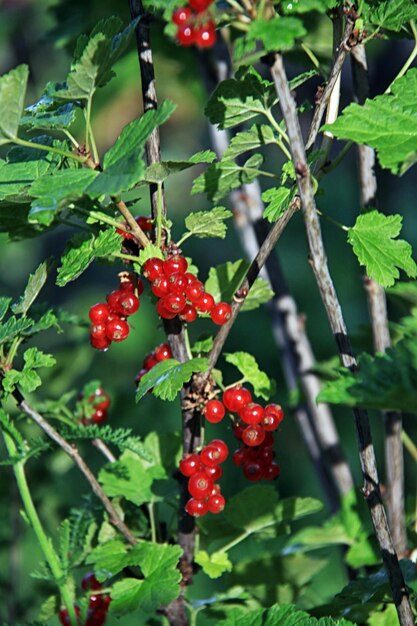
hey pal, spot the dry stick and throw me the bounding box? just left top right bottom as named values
left=270, top=52, right=414, bottom=626
left=351, top=44, right=407, bottom=557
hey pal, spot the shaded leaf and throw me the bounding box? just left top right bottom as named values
left=192, top=154, right=265, bottom=203
left=247, top=16, right=306, bottom=52
left=224, top=352, right=275, bottom=400
left=98, top=450, right=154, bottom=506
left=223, top=124, right=276, bottom=160
left=135, top=357, right=209, bottom=402
left=12, top=261, right=48, bottom=315
left=205, top=260, right=274, bottom=311
left=0, top=65, right=29, bottom=145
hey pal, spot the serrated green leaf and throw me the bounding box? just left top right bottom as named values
left=262, top=186, right=292, bottom=222
left=368, top=604, right=400, bottom=626
left=12, top=261, right=48, bottom=315
left=224, top=352, right=275, bottom=400
left=247, top=16, right=306, bottom=52
left=205, top=260, right=274, bottom=312
left=363, top=0, right=417, bottom=31
left=323, top=70, right=417, bottom=175
left=135, top=243, right=164, bottom=268
left=283, top=0, right=336, bottom=14
left=143, top=150, right=216, bottom=183
left=205, top=67, right=277, bottom=130
left=22, top=309, right=59, bottom=337
left=0, top=65, right=29, bottom=145
left=192, top=336, right=214, bottom=355
left=99, top=450, right=154, bottom=506
left=195, top=550, right=233, bottom=579
left=182, top=207, right=232, bottom=241
left=23, top=347, right=56, bottom=370
left=56, top=229, right=123, bottom=287
left=223, top=124, right=276, bottom=160
left=347, top=211, right=417, bottom=287
left=20, top=103, right=77, bottom=131
left=3, top=348, right=55, bottom=394
left=0, top=297, right=12, bottom=322
left=0, top=316, right=33, bottom=344
left=0, top=158, right=52, bottom=203
left=135, top=357, right=209, bottom=402
left=38, top=595, right=57, bottom=622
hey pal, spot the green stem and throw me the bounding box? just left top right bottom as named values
left=156, top=182, right=163, bottom=249
left=385, top=20, right=417, bottom=93
left=112, top=252, right=142, bottom=263
left=85, top=95, right=93, bottom=155
left=2, top=431, right=78, bottom=626
left=183, top=327, right=193, bottom=360
left=301, top=43, right=324, bottom=75
left=176, top=232, right=192, bottom=248
left=317, top=140, right=354, bottom=180
left=4, top=337, right=23, bottom=369
left=63, top=129, right=80, bottom=149
left=13, top=138, right=86, bottom=164
left=147, top=503, right=157, bottom=543
left=73, top=206, right=128, bottom=232
left=265, top=110, right=290, bottom=146
left=220, top=530, right=251, bottom=553
left=317, top=208, right=349, bottom=231
left=402, top=430, right=417, bottom=464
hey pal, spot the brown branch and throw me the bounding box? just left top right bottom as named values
left=116, top=199, right=150, bottom=248
left=270, top=52, right=414, bottom=626
left=351, top=44, right=406, bottom=557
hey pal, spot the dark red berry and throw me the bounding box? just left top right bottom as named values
left=179, top=304, right=197, bottom=323
left=185, top=497, right=208, bottom=517
left=210, top=301, right=232, bottom=325
left=143, top=353, right=158, bottom=370
left=207, top=493, right=225, bottom=514
left=179, top=453, right=202, bottom=477
left=243, top=461, right=264, bottom=481
left=189, top=0, right=213, bottom=12
left=106, top=317, right=130, bottom=342
left=242, top=425, right=265, bottom=447
left=163, top=255, right=188, bottom=276
left=185, top=281, right=205, bottom=303
left=232, top=421, right=245, bottom=440
left=204, top=399, right=225, bottom=424
left=90, top=334, right=111, bottom=351
left=200, top=445, right=223, bottom=467
left=239, top=403, right=264, bottom=426
left=188, top=471, right=214, bottom=498
left=90, top=388, right=110, bottom=411
left=135, top=368, right=147, bottom=384
left=210, top=439, right=229, bottom=463
left=90, top=323, right=107, bottom=339
left=136, top=278, right=145, bottom=295
left=195, top=21, right=216, bottom=48
left=89, top=303, right=111, bottom=324
left=264, top=404, right=284, bottom=424
left=91, top=409, right=106, bottom=424
left=263, top=462, right=281, bottom=480
left=156, top=298, right=177, bottom=319
left=169, top=272, right=187, bottom=294
left=106, top=290, right=122, bottom=313
left=160, top=293, right=186, bottom=314
left=232, top=448, right=246, bottom=466
left=223, top=386, right=252, bottom=413
left=143, top=257, right=164, bottom=281
left=195, top=292, right=215, bottom=312
left=172, top=6, right=193, bottom=25
left=59, top=606, right=80, bottom=626
left=118, top=292, right=140, bottom=316
left=258, top=446, right=275, bottom=464
left=155, top=343, right=172, bottom=362
left=204, top=464, right=223, bottom=481
left=86, top=610, right=107, bottom=626
left=82, top=573, right=102, bottom=591
left=151, top=276, right=170, bottom=298
left=262, top=413, right=281, bottom=431
left=136, top=215, right=153, bottom=232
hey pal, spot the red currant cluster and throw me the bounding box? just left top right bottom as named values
left=89, top=274, right=143, bottom=351
left=58, top=573, right=111, bottom=626
left=179, top=439, right=228, bottom=517
left=79, top=386, right=111, bottom=426
left=172, top=0, right=216, bottom=49
left=143, top=254, right=231, bottom=325
left=116, top=215, right=152, bottom=241
left=134, top=342, right=173, bottom=385
left=204, top=386, right=283, bottom=481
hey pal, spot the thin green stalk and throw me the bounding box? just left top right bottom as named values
left=156, top=182, right=163, bottom=249
left=316, top=208, right=349, bottom=231
left=301, top=43, right=323, bottom=75
left=73, top=206, right=128, bottom=232
left=2, top=431, right=78, bottom=626
left=220, top=530, right=250, bottom=553
left=265, top=110, right=290, bottom=146
left=402, top=430, right=417, bottom=464
left=112, top=252, right=142, bottom=263
left=385, top=20, right=417, bottom=93
left=4, top=337, right=23, bottom=369
left=63, top=129, right=80, bottom=149
left=147, top=503, right=157, bottom=543
left=317, top=140, right=354, bottom=180
left=176, top=232, right=192, bottom=248
left=85, top=95, right=93, bottom=155
left=183, top=327, right=193, bottom=360
left=13, top=138, right=86, bottom=164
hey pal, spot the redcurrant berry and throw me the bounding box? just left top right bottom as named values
left=179, top=304, right=197, bottom=323
left=195, top=292, right=215, bottom=312
left=160, top=293, right=186, bottom=314
left=106, top=290, right=122, bottom=313
left=143, top=353, right=158, bottom=370
left=92, top=389, right=110, bottom=412
left=223, top=386, right=252, bottom=413
left=210, top=439, right=229, bottom=463
left=156, top=298, right=177, bottom=319
left=210, top=301, right=231, bottom=325
left=151, top=276, right=170, bottom=298
left=82, top=572, right=102, bottom=591
left=172, top=6, right=192, bottom=25
left=232, top=448, right=246, bottom=466
left=118, top=292, right=140, bottom=316
left=106, top=317, right=130, bottom=342
left=89, top=303, right=111, bottom=324
left=86, top=610, right=107, bottom=626
left=207, top=493, right=226, bottom=514
left=136, top=278, right=145, bottom=295
left=179, top=453, right=202, bottom=477
left=188, top=471, right=214, bottom=499
left=239, top=403, right=264, bottom=426
left=263, top=462, right=281, bottom=480
left=163, top=255, right=188, bottom=276
left=90, top=323, right=107, bottom=339
left=59, top=606, right=80, bottom=626
left=243, top=461, right=264, bottom=481
left=264, top=403, right=284, bottom=424
left=262, top=413, right=281, bottom=431
left=200, top=445, right=222, bottom=467
left=185, top=281, right=205, bottom=303
left=195, top=21, right=216, bottom=48
left=242, top=425, right=265, bottom=447
left=204, top=464, right=223, bottom=481
left=204, top=399, right=225, bottom=423
left=136, top=215, right=153, bottom=232
left=143, top=257, right=164, bottom=281
left=184, top=272, right=197, bottom=285
left=155, top=343, right=172, bottom=361
left=185, top=497, right=208, bottom=517
left=189, top=0, right=213, bottom=12
left=169, top=272, right=187, bottom=294
left=90, top=334, right=111, bottom=351
left=258, top=446, right=275, bottom=464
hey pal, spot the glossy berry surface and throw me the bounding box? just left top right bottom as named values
left=210, top=301, right=231, bottom=325
left=89, top=303, right=110, bottom=324
left=161, top=293, right=186, bottom=314
left=204, top=399, right=225, bottom=423
left=156, top=298, right=177, bottom=319
left=118, top=292, right=140, bottom=316
left=239, top=403, right=265, bottom=426
left=180, top=304, right=197, bottom=323
left=143, top=257, right=164, bottom=281
left=263, top=462, right=281, bottom=480
left=195, top=21, right=216, bottom=48
left=200, top=445, right=222, bottom=467
left=204, top=464, right=223, bottom=481
left=189, top=0, right=213, bottom=11
left=163, top=255, right=188, bottom=276
left=155, top=343, right=172, bottom=361
left=185, top=281, right=205, bottom=303
left=82, top=572, right=102, bottom=591
left=207, top=493, right=226, bottom=514
left=90, top=334, right=111, bottom=351
left=243, top=461, right=264, bottom=481
left=151, top=276, right=170, bottom=298
left=195, top=292, right=215, bottom=312
left=179, top=453, right=202, bottom=477
left=188, top=472, right=213, bottom=499
left=172, top=6, right=192, bottom=25
left=223, top=386, right=252, bottom=412
left=242, top=424, right=266, bottom=447
left=210, top=439, right=229, bottom=463
left=106, top=317, right=130, bottom=342
left=185, top=497, right=208, bottom=517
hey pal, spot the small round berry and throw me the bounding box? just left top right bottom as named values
left=232, top=448, right=246, bottom=466
left=160, top=293, right=187, bottom=314
left=185, top=281, right=205, bottom=303
left=210, top=439, right=229, bottom=463
left=82, top=572, right=102, bottom=591
left=261, top=413, right=281, bottom=431
left=106, top=317, right=130, bottom=342
left=136, top=278, right=145, bottom=296
left=239, top=403, right=264, bottom=426
left=116, top=222, right=133, bottom=240
left=263, top=462, right=281, bottom=480
left=156, top=298, right=177, bottom=319
left=90, top=334, right=111, bottom=351
left=184, top=272, right=197, bottom=285
left=204, top=464, right=223, bottom=481
left=59, top=606, right=80, bottom=626
left=188, top=472, right=214, bottom=499
left=90, top=323, right=107, bottom=339
left=179, top=453, right=202, bottom=477
left=185, top=497, right=208, bottom=517
left=179, top=304, right=197, bottom=323
left=135, top=368, right=147, bottom=385
left=223, top=386, right=252, bottom=413
left=210, top=301, right=232, bottom=325
left=200, top=445, right=223, bottom=467
left=189, top=0, right=213, bottom=12
left=264, top=404, right=284, bottom=424
left=263, top=432, right=274, bottom=447
left=258, top=446, right=275, bottom=465
left=89, top=303, right=111, bottom=324
left=86, top=609, right=107, bottom=626
left=195, top=21, right=216, bottom=48
left=204, top=399, right=225, bottom=424
left=91, top=388, right=110, bottom=411
left=243, top=461, right=264, bottom=481
left=211, top=483, right=221, bottom=495
left=195, top=292, right=215, bottom=313
left=242, top=424, right=265, bottom=447
left=119, top=278, right=134, bottom=292
left=143, top=257, right=164, bottom=281
left=232, top=421, right=245, bottom=440
left=163, top=255, right=188, bottom=276
left=172, top=6, right=193, bottom=25
left=151, top=276, right=170, bottom=298
left=143, top=353, right=158, bottom=370
left=169, top=272, right=187, bottom=294
left=136, top=215, right=153, bottom=232
left=155, top=343, right=172, bottom=362
left=106, top=289, right=122, bottom=313
left=207, top=493, right=226, bottom=514
left=92, top=409, right=106, bottom=425
left=118, top=292, right=140, bottom=316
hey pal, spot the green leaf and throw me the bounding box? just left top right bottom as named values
left=192, top=154, right=264, bottom=203
left=38, top=595, right=57, bottom=622
left=347, top=211, right=417, bottom=287
left=0, top=297, right=12, bottom=322
left=0, top=316, right=33, bottom=345
left=109, top=543, right=182, bottom=613
left=195, top=550, right=233, bottom=579
left=368, top=604, right=400, bottom=626
left=283, top=0, right=336, bottom=13
left=216, top=603, right=355, bottom=626
left=98, top=450, right=154, bottom=506
left=12, top=261, right=48, bottom=315
left=20, top=103, right=77, bottom=131
left=323, top=70, right=417, bottom=175
left=205, top=260, right=274, bottom=312
left=247, top=16, right=307, bottom=52
left=135, top=357, right=209, bottom=402
left=262, top=186, right=292, bottom=223
left=0, top=157, right=53, bottom=203
left=363, top=0, right=417, bottom=31
left=56, top=229, right=123, bottom=287
left=182, top=207, right=232, bottom=241
left=0, top=65, right=29, bottom=145
left=24, top=347, right=55, bottom=370
left=143, top=150, right=216, bottom=184
left=205, top=67, right=277, bottom=130
left=135, top=243, right=164, bottom=268
left=223, top=124, right=276, bottom=160
left=192, top=336, right=214, bottom=355
left=224, top=352, right=275, bottom=400
left=3, top=347, right=55, bottom=394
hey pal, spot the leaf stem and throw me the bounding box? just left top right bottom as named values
left=112, top=252, right=142, bottom=263
left=265, top=110, right=290, bottom=147
left=301, top=43, right=324, bottom=75
left=147, top=503, right=157, bottom=543
left=316, top=209, right=349, bottom=231
left=385, top=20, right=417, bottom=94
left=219, top=530, right=250, bottom=553
left=13, top=137, right=86, bottom=164
left=2, top=430, right=78, bottom=626
left=176, top=232, right=192, bottom=248
left=63, top=129, right=80, bottom=149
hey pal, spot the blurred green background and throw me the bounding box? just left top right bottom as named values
left=0, top=0, right=416, bottom=624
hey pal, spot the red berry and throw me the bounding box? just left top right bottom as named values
left=135, top=368, right=147, bottom=384
left=106, top=317, right=130, bottom=342
left=239, top=403, right=264, bottom=426
left=210, top=439, right=229, bottom=463
left=189, top=0, right=213, bottom=12
left=195, top=292, right=215, bottom=313
left=91, top=388, right=110, bottom=411
left=106, top=290, right=122, bottom=313
left=243, top=461, right=264, bottom=481
left=232, top=448, right=246, bottom=466
left=207, top=493, right=226, bottom=514
left=90, top=323, right=107, bottom=339
left=155, top=343, right=172, bottom=362
left=264, top=403, right=284, bottom=424
left=90, top=334, right=111, bottom=351
left=242, top=425, right=265, bottom=447
left=156, top=298, right=177, bottom=319
left=82, top=572, right=102, bottom=591
left=163, top=255, right=188, bottom=276
left=136, top=215, right=153, bottom=232
left=184, top=272, right=197, bottom=285
left=232, top=421, right=245, bottom=440
left=185, top=497, right=208, bottom=517
left=136, top=278, right=145, bottom=295
left=263, top=462, right=281, bottom=480
left=169, top=272, right=187, bottom=294
left=258, top=446, right=275, bottom=464
left=143, top=257, right=164, bottom=281
left=118, top=292, right=140, bottom=316
left=143, top=353, right=158, bottom=370
left=211, top=483, right=221, bottom=495
left=160, top=293, right=186, bottom=314
left=119, top=278, right=134, bottom=292
left=185, top=281, right=205, bottom=303
left=204, top=399, right=225, bottom=424
left=172, top=6, right=193, bottom=25
left=89, top=303, right=111, bottom=324
left=179, top=453, right=202, bottom=477
left=188, top=472, right=214, bottom=499
left=179, top=304, right=197, bottom=323
left=223, top=386, right=252, bottom=413
left=195, top=21, right=216, bottom=48
left=263, top=432, right=274, bottom=447
left=151, top=276, right=170, bottom=298
left=92, top=409, right=106, bottom=424
left=262, top=413, right=281, bottom=431
left=204, top=464, right=223, bottom=481
left=210, top=301, right=232, bottom=325
left=86, top=610, right=107, bottom=626
left=116, top=222, right=133, bottom=239
left=59, top=606, right=80, bottom=626
left=200, top=445, right=223, bottom=467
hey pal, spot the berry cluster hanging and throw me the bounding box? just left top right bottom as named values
left=172, top=0, right=216, bottom=48
left=59, top=573, right=111, bottom=626
left=135, top=342, right=173, bottom=385
left=79, top=386, right=111, bottom=426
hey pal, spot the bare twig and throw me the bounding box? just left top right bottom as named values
left=270, top=52, right=414, bottom=626
left=351, top=44, right=407, bottom=557
left=92, top=438, right=117, bottom=463
left=115, top=198, right=150, bottom=248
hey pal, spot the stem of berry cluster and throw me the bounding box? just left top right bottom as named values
left=269, top=51, right=414, bottom=626
left=2, top=431, right=79, bottom=626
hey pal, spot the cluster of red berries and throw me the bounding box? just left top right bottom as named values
left=116, top=215, right=152, bottom=241
left=80, top=386, right=111, bottom=426
left=179, top=439, right=228, bottom=517
left=89, top=274, right=143, bottom=351
left=204, top=386, right=283, bottom=481
left=172, top=0, right=216, bottom=49
left=143, top=254, right=231, bottom=325
left=135, top=342, right=173, bottom=385
left=59, top=573, right=111, bottom=626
